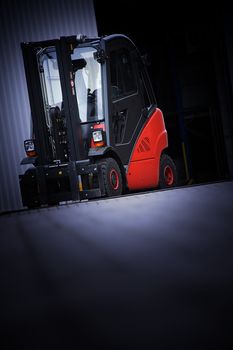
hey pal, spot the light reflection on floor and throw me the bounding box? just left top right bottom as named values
left=0, top=182, right=233, bottom=348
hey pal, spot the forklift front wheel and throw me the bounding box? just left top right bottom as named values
left=98, top=158, right=123, bottom=197
left=159, top=154, right=177, bottom=188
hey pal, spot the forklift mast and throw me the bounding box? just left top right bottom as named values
left=22, top=36, right=97, bottom=164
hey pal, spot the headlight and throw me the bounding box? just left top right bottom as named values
left=24, top=139, right=36, bottom=157
left=91, top=123, right=106, bottom=148
left=92, top=130, right=103, bottom=142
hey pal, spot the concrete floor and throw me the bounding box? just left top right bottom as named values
left=0, top=182, right=233, bottom=349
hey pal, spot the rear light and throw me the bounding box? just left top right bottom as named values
left=24, top=139, right=37, bottom=157
left=91, top=123, right=106, bottom=148
left=92, top=130, right=103, bottom=143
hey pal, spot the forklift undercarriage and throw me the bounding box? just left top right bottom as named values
left=20, top=160, right=105, bottom=208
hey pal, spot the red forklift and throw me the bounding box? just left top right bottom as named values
left=19, top=34, right=177, bottom=208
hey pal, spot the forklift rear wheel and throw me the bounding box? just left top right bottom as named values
left=159, top=154, right=177, bottom=188
left=98, top=158, right=123, bottom=197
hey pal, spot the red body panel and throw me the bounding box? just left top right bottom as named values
left=126, top=108, right=168, bottom=190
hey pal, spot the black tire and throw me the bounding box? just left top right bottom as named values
left=20, top=168, right=41, bottom=208
left=159, top=154, right=177, bottom=188
left=97, top=158, right=123, bottom=197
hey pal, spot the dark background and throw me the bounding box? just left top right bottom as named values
left=94, top=2, right=233, bottom=185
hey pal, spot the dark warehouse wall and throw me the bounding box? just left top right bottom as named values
left=94, top=2, right=233, bottom=185
left=0, top=0, right=97, bottom=212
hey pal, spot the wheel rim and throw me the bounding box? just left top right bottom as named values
left=109, top=169, right=119, bottom=190
left=164, top=165, right=174, bottom=186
